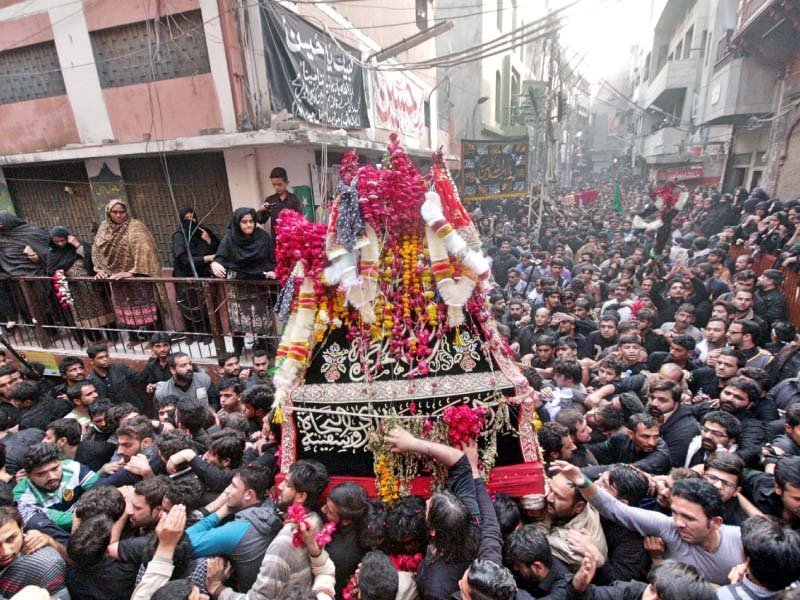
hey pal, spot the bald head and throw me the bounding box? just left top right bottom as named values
left=658, top=363, right=684, bottom=384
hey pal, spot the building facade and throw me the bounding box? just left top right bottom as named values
left=0, top=0, right=447, bottom=263
left=728, top=0, right=800, bottom=197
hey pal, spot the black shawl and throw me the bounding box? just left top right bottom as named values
left=46, top=226, right=94, bottom=275
left=172, top=208, right=220, bottom=277
left=214, top=208, right=275, bottom=276
left=0, top=213, right=50, bottom=276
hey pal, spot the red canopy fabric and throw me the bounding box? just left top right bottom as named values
left=576, top=189, right=599, bottom=204
left=275, top=462, right=545, bottom=500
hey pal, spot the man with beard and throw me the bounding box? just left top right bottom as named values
left=539, top=467, right=608, bottom=572
left=701, top=452, right=748, bottom=526
left=729, top=289, right=769, bottom=346
left=684, top=411, right=741, bottom=468
left=64, top=382, right=98, bottom=429
left=13, top=443, right=98, bottom=530
left=154, top=353, right=217, bottom=408
left=556, top=409, right=597, bottom=468
left=695, top=317, right=728, bottom=365
left=95, top=416, right=160, bottom=487
left=217, top=352, right=251, bottom=382
left=140, top=332, right=173, bottom=396
left=726, top=319, right=776, bottom=382
left=86, top=344, right=143, bottom=412
left=491, top=240, right=518, bottom=289
left=51, top=357, right=87, bottom=400
left=108, top=476, right=171, bottom=563
left=187, top=464, right=281, bottom=592
left=694, top=378, right=767, bottom=468
left=555, top=460, right=743, bottom=586
left=245, top=350, right=271, bottom=390
left=504, top=525, right=571, bottom=598
left=646, top=380, right=700, bottom=468
left=584, top=414, right=672, bottom=478
left=690, top=348, right=741, bottom=401
left=206, top=459, right=333, bottom=600
left=755, top=269, right=787, bottom=326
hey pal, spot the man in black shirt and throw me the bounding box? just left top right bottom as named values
left=755, top=269, right=787, bottom=326
left=384, top=426, right=479, bottom=600
left=743, top=456, right=800, bottom=530
left=491, top=240, right=519, bottom=289
left=592, top=464, right=651, bottom=584
left=86, top=344, right=142, bottom=411
left=255, top=167, right=304, bottom=237
left=584, top=413, right=672, bottom=478
left=586, top=315, right=619, bottom=360
left=702, top=452, right=749, bottom=526
left=505, top=525, right=571, bottom=598
left=138, top=332, right=173, bottom=395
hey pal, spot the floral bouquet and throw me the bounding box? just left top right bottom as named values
left=285, top=503, right=336, bottom=548
left=52, top=271, right=73, bottom=309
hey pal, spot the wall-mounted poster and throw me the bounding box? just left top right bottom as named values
left=461, top=139, right=528, bottom=201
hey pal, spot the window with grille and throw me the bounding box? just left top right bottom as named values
left=0, top=41, right=66, bottom=105
left=91, top=10, right=211, bottom=89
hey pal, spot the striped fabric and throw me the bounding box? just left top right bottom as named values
left=0, top=546, right=68, bottom=599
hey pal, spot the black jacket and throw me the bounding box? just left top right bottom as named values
left=692, top=402, right=767, bottom=468
left=766, top=378, right=800, bottom=411
left=517, top=557, right=571, bottom=600
left=584, top=434, right=672, bottom=477
left=755, top=287, right=787, bottom=326
left=593, top=520, right=650, bottom=585
left=491, top=253, right=519, bottom=288
left=88, top=363, right=142, bottom=410
left=658, top=404, right=700, bottom=468
left=566, top=580, right=647, bottom=600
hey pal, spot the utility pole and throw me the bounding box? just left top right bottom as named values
left=531, top=31, right=558, bottom=243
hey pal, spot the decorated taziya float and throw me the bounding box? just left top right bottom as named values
left=271, top=135, right=543, bottom=501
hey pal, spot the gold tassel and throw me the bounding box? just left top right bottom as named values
left=272, top=406, right=284, bottom=424
left=454, top=326, right=463, bottom=347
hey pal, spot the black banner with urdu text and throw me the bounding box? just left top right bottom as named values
left=261, top=3, right=370, bottom=129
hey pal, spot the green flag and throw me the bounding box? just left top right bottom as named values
left=613, top=181, right=623, bottom=214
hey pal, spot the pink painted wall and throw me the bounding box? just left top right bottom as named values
left=83, top=0, right=200, bottom=32
left=103, top=74, right=223, bottom=142
left=0, top=12, right=52, bottom=50
left=0, top=96, right=80, bottom=154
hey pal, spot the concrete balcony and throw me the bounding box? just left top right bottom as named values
left=703, top=56, right=775, bottom=125
left=641, top=126, right=686, bottom=160
left=645, top=57, right=698, bottom=108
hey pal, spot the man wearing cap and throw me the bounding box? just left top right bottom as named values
left=755, top=269, right=787, bottom=327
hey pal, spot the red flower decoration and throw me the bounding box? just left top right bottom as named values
left=390, top=552, right=424, bottom=573
left=443, top=404, right=486, bottom=446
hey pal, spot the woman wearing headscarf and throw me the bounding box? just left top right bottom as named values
left=0, top=213, right=51, bottom=336
left=211, top=208, right=276, bottom=354
left=92, top=200, right=163, bottom=341
left=172, top=207, right=220, bottom=335
left=47, top=227, right=114, bottom=343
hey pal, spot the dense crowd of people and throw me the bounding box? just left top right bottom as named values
left=0, top=166, right=798, bottom=600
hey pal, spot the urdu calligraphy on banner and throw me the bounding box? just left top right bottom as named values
left=261, top=3, right=370, bottom=129
left=461, top=139, right=528, bottom=201
left=373, top=71, right=425, bottom=140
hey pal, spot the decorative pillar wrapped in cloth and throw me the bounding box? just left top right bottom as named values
left=271, top=136, right=543, bottom=500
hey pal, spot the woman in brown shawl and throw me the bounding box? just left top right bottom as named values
left=92, top=200, right=162, bottom=339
